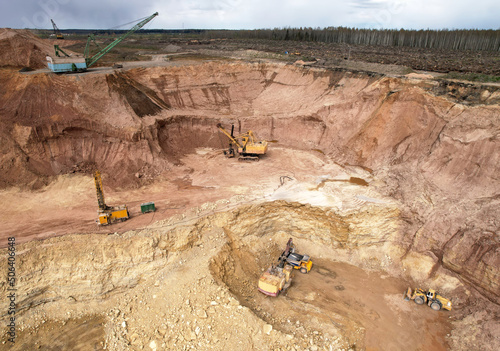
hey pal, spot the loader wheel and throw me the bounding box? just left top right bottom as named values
left=414, top=296, right=425, bottom=305
left=430, top=301, right=442, bottom=311
left=300, top=267, right=308, bottom=274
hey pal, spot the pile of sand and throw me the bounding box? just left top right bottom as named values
left=405, top=72, right=434, bottom=79
left=0, top=28, right=54, bottom=69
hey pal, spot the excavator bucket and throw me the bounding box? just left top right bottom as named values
left=403, top=287, right=412, bottom=301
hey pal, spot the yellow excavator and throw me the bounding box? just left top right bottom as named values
left=404, top=287, right=452, bottom=311
left=94, top=170, right=129, bottom=225
left=216, top=123, right=268, bottom=161
left=258, top=238, right=312, bottom=296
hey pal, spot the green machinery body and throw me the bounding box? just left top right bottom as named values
left=47, top=12, right=158, bottom=73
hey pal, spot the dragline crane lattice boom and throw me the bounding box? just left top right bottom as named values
left=47, top=12, right=158, bottom=73
left=51, top=19, right=64, bottom=39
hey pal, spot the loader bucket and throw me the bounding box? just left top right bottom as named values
left=403, top=287, right=412, bottom=301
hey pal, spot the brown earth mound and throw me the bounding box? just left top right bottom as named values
left=0, top=29, right=55, bottom=69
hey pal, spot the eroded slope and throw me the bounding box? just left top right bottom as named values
left=1, top=62, right=498, bottom=301
left=0, top=59, right=498, bottom=350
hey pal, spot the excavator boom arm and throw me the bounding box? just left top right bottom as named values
left=84, top=34, right=102, bottom=58
left=86, top=12, right=158, bottom=68
left=54, top=45, right=70, bottom=57
left=217, top=123, right=243, bottom=148
left=51, top=19, right=58, bottom=34
left=94, top=171, right=109, bottom=211
left=51, top=19, right=64, bottom=39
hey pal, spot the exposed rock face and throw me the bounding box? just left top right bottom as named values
left=11, top=223, right=205, bottom=312
left=1, top=62, right=497, bottom=304
left=15, top=234, right=165, bottom=313
left=223, top=200, right=403, bottom=261
left=0, top=57, right=498, bottom=350
left=1, top=200, right=497, bottom=350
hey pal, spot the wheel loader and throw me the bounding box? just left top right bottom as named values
left=404, top=287, right=452, bottom=311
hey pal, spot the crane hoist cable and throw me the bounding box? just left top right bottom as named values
left=47, top=12, right=158, bottom=73
left=108, top=15, right=152, bottom=30
left=85, top=12, right=158, bottom=68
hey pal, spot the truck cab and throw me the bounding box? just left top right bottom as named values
left=426, top=289, right=436, bottom=300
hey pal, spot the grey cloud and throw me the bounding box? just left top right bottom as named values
left=1, top=0, right=499, bottom=30
left=349, top=0, right=387, bottom=9
left=13, top=0, right=154, bottom=29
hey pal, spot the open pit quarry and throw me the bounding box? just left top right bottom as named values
left=0, top=29, right=499, bottom=351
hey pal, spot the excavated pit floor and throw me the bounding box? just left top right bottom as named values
left=210, top=238, right=450, bottom=351
left=1, top=206, right=451, bottom=351
left=0, top=57, right=499, bottom=350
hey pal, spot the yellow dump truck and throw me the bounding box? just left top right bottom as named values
left=404, top=287, right=452, bottom=311
left=286, top=251, right=313, bottom=274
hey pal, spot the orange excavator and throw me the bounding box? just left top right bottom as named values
left=258, top=238, right=313, bottom=296
left=216, top=123, right=268, bottom=161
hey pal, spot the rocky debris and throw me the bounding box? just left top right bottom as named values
left=449, top=306, right=500, bottom=351
left=263, top=324, right=273, bottom=335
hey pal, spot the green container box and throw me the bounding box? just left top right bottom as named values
left=141, top=202, right=156, bottom=214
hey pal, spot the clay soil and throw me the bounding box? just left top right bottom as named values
left=0, top=29, right=499, bottom=351
left=216, top=256, right=451, bottom=351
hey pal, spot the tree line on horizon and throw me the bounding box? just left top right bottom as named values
left=201, top=27, right=500, bottom=51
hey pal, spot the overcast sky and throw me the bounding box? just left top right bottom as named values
left=6, top=0, right=500, bottom=30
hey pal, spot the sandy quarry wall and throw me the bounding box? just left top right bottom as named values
left=0, top=62, right=498, bottom=304
left=0, top=29, right=53, bottom=69
left=1, top=63, right=499, bottom=187
left=0, top=200, right=401, bottom=317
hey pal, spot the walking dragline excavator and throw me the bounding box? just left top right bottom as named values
left=46, top=12, right=158, bottom=73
